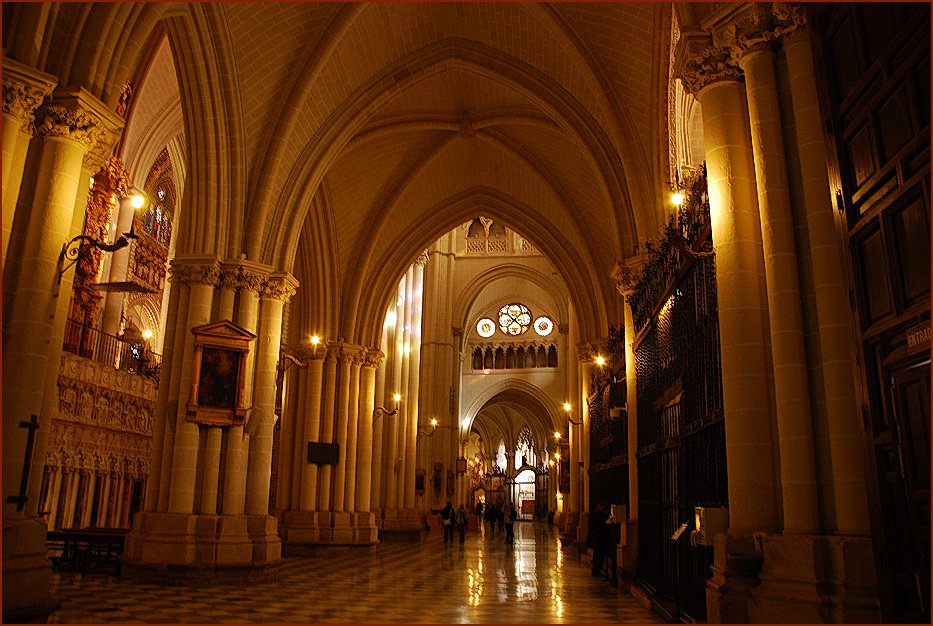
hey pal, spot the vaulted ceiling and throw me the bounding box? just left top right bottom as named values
left=4, top=2, right=676, bottom=345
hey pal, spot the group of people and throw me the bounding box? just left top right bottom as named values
left=438, top=499, right=519, bottom=544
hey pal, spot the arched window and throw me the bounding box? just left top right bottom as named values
left=537, top=345, right=547, bottom=367
left=498, top=303, right=531, bottom=335
left=515, top=426, right=535, bottom=469
left=516, top=346, right=526, bottom=367
left=547, top=345, right=558, bottom=367
left=472, top=347, right=483, bottom=370
left=505, top=346, right=515, bottom=369
left=494, top=346, right=505, bottom=369
left=484, top=347, right=494, bottom=369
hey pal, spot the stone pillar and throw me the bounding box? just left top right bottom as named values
left=301, top=355, right=325, bottom=511
left=404, top=259, right=425, bottom=511
left=45, top=468, right=63, bottom=530
left=352, top=350, right=380, bottom=543
left=2, top=90, right=116, bottom=623
left=167, top=258, right=220, bottom=514
left=397, top=269, right=413, bottom=511
left=677, top=31, right=776, bottom=623
left=99, top=193, right=141, bottom=336
left=343, top=354, right=362, bottom=512
left=200, top=428, right=222, bottom=515
left=1, top=58, right=56, bottom=268
left=783, top=27, right=870, bottom=535
left=679, top=35, right=778, bottom=533
left=734, top=38, right=819, bottom=533
left=245, top=272, right=297, bottom=515
left=331, top=345, right=353, bottom=513
left=371, top=332, right=388, bottom=514
left=222, top=263, right=266, bottom=515
left=318, top=347, right=338, bottom=512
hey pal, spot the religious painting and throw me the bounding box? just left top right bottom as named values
left=186, top=320, right=256, bottom=426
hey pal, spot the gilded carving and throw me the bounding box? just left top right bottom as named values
left=239, top=268, right=268, bottom=294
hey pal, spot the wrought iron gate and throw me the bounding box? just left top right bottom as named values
left=628, top=169, right=727, bottom=621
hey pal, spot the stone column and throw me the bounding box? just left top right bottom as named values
left=353, top=350, right=380, bottom=543
left=2, top=91, right=115, bottom=623
left=200, top=428, right=222, bottom=515
left=99, top=193, right=141, bottom=336
left=404, top=259, right=426, bottom=511
left=676, top=31, right=780, bottom=624
left=318, top=346, right=338, bottom=513
left=678, top=34, right=778, bottom=534
left=731, top=34, right=819, bottom=533
left=245, top=272, right=297, bottom=515
left=222, top=263, right=266, bottom=515
left=784, top=27, right=869, bottom=535
left=343, top=353, right=362, bottom=511
left=45, top=468, right=63, bottom=530
left=301, top=354, right=325, bottom=511
left=397, top=269, right=413, bottom=511
left=371, top=336, right=387, bottom=513
left=167, top=258, right=220, bottom=514
left=1, top=58, right=56, bottom=267
left=331, top=345, right=352, bottom=512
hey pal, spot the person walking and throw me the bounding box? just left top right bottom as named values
left=485, top=501, right=496, bottom=537
left=504, top=501, right=517, bottom=544
left=441, top=501, right=455, bottom=544
left=456, top=504, right=468, bottom=543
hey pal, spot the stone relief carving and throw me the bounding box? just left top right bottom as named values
left=2, top=80, right=50, bottom=132
left=36, top=104, right=105, bottom=151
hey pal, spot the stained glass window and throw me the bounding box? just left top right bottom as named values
left=476, top=318, right=496, bottom=338
left=533, top=316, right=553, bottom=336
left=498, top=303, right=531, bottom=335
left=142, top=187, right=173, bottom=247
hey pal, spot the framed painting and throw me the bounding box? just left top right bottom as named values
left=186, top=320, right=256, bottom=426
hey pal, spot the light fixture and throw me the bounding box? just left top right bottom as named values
left=373, top=393, right=402, bottom=422
left=554, top=431, right=561, bottom=440
left=55, top=190, right=145, bottom=296
left=142, top=329, right=153, bottom=340
left=563, top=402, right=582, bottom=426
left=595, top=355, right=606, bottom=367
left=672, top=191, right=685, bottom=206
left=418, top=417, right=439, bottom=440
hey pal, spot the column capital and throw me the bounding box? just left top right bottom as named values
left=169, top=255, right=222, bottom=287
left=362, top=348, right=385, bottom=368
left=261, top=272, right=299, bottom=302
left=2, top=56, right=57, bottom=133
left=610, top=253, right=649, bottom=296
left=218, top=259, right=273, bottom=294
left=576, top=341, right=607, bottom=364
left=414, top=249, right=430, bottom=267
left=36, top=87, right=124, bottom=168
left=674, top=31, right=743, bottom=96
left=709, top=3, right=807, bottom=63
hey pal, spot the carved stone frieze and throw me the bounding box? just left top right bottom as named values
left=169, top=258, right=221, bottom=287
left=49, top=353, right=155, bottom=480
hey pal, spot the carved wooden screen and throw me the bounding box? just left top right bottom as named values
left=628, top=169, right=726, bottom=621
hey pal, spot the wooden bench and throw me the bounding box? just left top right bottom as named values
left=47, top=528, right=128, bottom=575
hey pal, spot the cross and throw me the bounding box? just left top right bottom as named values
left=7, top=415, right=40, bottom=512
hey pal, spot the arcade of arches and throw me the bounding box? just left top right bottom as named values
left=2, top=3, right=929, bottom=624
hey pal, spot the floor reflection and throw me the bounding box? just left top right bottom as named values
left=49, top=521, right=662, bottom=624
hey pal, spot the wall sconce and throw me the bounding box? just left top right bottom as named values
left=55, top=191, right=145, bottom=296
left=563, top=402, right=582, bottom=426
left=373, top=393, right=402, bottom=422
left=417, top=417, right=439, bottom=440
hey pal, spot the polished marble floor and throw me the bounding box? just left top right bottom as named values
left=48, top=521, right=662, bottom=623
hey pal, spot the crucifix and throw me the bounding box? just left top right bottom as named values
left=7, top=414, right=40, bottom=512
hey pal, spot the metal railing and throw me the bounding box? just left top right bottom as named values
left=62, top=319, right=161, bottom=382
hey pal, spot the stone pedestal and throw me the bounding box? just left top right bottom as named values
left=279, top=510, right=324, bottom=553
left=576, top=511, right=590, bottom=549
left=330, top=511, right=353, bottom=544
left=379, top=507, right=421, bottom=541
left=352, top=511, right=379, bottom=545
left=122, top=512, right=281, bottom=585
left=2, top=516, right=59, bottom=623
left=618, top=519, right=639, bottom=590
left=706, top=532, right=764, bottom=623
left=748, top=534, right=880, bottom=623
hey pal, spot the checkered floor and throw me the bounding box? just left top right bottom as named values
left=48, top=521, right=661, bottom=623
